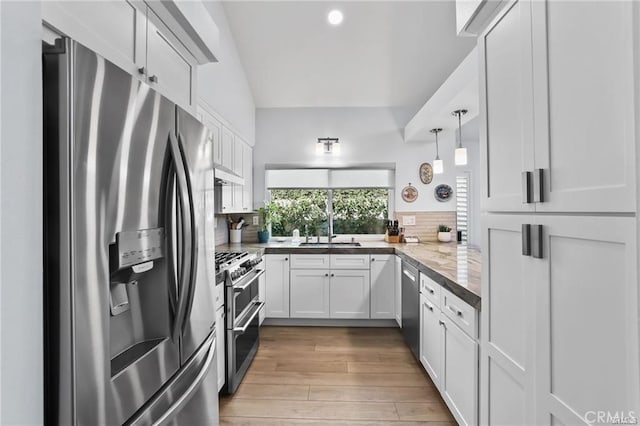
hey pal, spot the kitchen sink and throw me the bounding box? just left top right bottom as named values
left=299, top=242, right=362, bottom=247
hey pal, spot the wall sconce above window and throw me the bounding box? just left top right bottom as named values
left=316, top=137, right=341, bottom=155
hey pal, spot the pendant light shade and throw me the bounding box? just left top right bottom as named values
left=430, top=128, right=444, bottom=174
left=455, top=147, right=467, bottom=165
left=452, top=109, right=468, bottom=166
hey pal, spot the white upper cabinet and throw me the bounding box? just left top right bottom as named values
left=221, top=127, right=234, bottom=171
left=530, top=0, right=636, bottom=213
left=42, top=1, right=205, bottom=112
left=145, top=12, right=193, bottom=108
left=242, top=144, right=253, bottom=211
left=480, top=0, right=636, bottom=213
left=233, top=136, right=244, bottom=176
left=479, top=0, right=535, bottom=212
left=42, top=1, right=145, bottom=79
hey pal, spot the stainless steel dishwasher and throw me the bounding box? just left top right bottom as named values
left=401, top=261, right=420, bottom=359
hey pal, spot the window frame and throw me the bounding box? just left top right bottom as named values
left=268, top=187, right=393, bottom=240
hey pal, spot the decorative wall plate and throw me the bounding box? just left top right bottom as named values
left=434, top=184, right=453, bottom=202
left=419, top=163, right=433, bottom=184
left=402, top=184, right=418, bottom=203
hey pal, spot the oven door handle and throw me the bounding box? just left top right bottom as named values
left=233, top=268, right=265, bottom=293
left=233, top=302, right=265, bottom=335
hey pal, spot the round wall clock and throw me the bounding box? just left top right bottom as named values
left=434, top=184, right=453, bottom=202
left=419, top=163, right=433, bottom=184
left=402, top=184, right=418, bottom=203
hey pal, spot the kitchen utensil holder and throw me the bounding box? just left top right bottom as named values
left=230, top=229, right=242, bottom=244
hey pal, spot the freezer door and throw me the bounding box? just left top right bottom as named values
left=175, top=107, right=217, bottom=363
left=127, top=331, right=219, bottom=426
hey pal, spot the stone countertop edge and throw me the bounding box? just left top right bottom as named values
left=216, top=241, right=481, bottom=310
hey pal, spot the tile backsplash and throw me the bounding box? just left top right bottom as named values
left=394, top=211, right=456, bottom=242
left=214, top=214, right=259, bottom=246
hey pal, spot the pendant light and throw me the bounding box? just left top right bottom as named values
left=430, top=128, right=444, bottom=174
left=452, top=109, right=468, bottom=166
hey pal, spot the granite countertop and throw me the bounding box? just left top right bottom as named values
left=216, top=240, right=482, bottom=309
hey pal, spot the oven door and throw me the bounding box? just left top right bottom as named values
left=226, top=300, right=264, bottom=393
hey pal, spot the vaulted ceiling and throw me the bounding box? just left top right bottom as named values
left=223, top=1, right=476, bottom=110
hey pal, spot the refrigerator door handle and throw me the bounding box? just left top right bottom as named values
left=176, top=132, right=199, bottom=333
left=168, top=132, right=194, bottom=342
left=164, top=160, right=179, bottom=318
left=153, top=337, right=215, bottom=426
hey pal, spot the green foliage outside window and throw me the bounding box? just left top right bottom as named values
left=333, top=189, right=388, bottom=234
left=270, top=188, right=388, bottom=236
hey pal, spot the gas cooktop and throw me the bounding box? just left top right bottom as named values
left=215, top=251, right=249, bottom=272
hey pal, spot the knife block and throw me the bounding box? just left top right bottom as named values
left=384, top=231, right=402, bottom=243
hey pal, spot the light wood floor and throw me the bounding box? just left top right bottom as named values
left=220, top=326, right=456, bottom=425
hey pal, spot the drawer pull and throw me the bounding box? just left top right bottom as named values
left=426, top=286, right=435, bottom=294
left=424, top=302, right=434, bottom=312
left=325, top=273, right=329, bottom=277
left=438, top=320, right=445, bottom=326
left=457, top=310, right=463, bottom=316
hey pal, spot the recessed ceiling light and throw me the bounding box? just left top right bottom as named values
left=328, top=10, right=344, bottom=26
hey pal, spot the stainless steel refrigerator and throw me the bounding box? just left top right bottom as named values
left=43, top=38, right=219, bottom=425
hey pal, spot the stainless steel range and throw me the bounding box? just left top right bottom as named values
left=215, top=251, right=265, bottom=394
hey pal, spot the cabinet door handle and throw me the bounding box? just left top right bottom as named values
left=522, top=171, right=533, bottom=204
left=533, top=168, right=544, bottom=203
left=371, top=258, right=375, bottom=261
left=284, top=258, right=288, bottom=261
left=325, top=273, right=329, bottom=277
left=438, top=320, right=445, bottom=326
left=149, top=74, right=158, bottom=83
left=137, top=66, right=145, bottom=75
left=522, top=224, right=531, bottom=256
left=532, top=225, right=543, bottom=259
left=330, top=273, right=334, bottom=277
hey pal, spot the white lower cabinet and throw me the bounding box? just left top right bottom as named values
left=290, top=269, right=330, bottom=318
left=258, top=270, right=266, bottom=325
left=441, top=314, right=478, bottom=426
left=215, top=306, right=225, bottom=392
left=370, top=255, right=395, bottom=319
left=419, top=285, right=478, bottom=426
left=395, top=255, right=402, bottom=327
left=481, top=214, right=639, bottom=425
left=420, top=294, right=442, bottom=385
left=330, top=270, right=370, bottom=319
left=264, top=254, right=290, bottom=318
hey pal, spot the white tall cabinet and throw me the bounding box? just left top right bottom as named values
left=479, top=1, right=639, bottom=424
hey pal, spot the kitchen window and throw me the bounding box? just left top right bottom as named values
left=265, top=167, right=395, bottom=238
left=270, top=188, right=389, bottom=237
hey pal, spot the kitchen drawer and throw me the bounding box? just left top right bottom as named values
left=441, top=287, right=477, bottom=340
left=330, top=254, right=370, bottom=270
left=290, top=254, right=330, bottom=269
left=420, top=272, right=441, bottom=307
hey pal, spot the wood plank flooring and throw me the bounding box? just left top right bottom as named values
left=220, top=326, right=456, bottom=425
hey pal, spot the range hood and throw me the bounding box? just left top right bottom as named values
left=214, top=165, right=244, bottom=186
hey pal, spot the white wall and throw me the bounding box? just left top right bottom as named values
left=0, top=1, right=44, bottom=424
left=198, top=1, right=256, bottom=144
left=254, top=107, right=479, bottom=214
